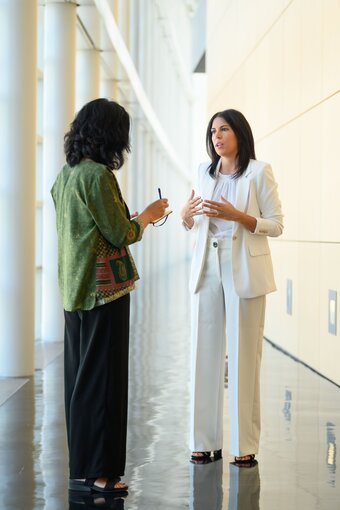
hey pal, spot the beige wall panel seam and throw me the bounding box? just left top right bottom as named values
left=256, top=88, right=340, bottom=144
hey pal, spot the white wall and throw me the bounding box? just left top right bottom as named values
left=206, top=0, right=340, bottom=385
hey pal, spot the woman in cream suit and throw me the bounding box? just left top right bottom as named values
left=181, top=109, right=283, bottom=466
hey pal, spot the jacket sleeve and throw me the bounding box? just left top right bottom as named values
left=85, top=170, right=144, bottom=248
left=252, top=164, right=284, bottom=237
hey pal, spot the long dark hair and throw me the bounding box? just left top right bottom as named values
left=64, top=98, right=131, bottom=170
left=206, top=109, right=256, bottom=178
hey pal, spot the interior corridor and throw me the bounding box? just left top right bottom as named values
left=0, top=259, right=339, bottom=510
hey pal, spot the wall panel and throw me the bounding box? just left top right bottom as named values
left=207, top=0, right=340, bottom=385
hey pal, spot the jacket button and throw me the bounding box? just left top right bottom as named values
left=213, top=241, right=218, bottom=248
left=232, top=235, right=237, bottom=241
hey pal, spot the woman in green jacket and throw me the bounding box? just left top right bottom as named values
left=51, top=98, right=168, bottom=494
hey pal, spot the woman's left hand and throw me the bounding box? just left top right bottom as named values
left=202, top=197, right=237, bottom=220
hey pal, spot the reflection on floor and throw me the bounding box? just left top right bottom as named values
left=0, top=342, right=63, bottom=406
left=0, top=261, right=339, bottom=509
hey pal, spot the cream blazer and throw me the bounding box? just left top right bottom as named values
left=188, top=159, right=283, bottom=298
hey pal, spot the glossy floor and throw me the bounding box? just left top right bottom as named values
left=0, top=264, right=339, bottom=509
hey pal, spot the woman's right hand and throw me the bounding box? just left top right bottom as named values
left=139, top=199, right=169, bottom=226
left=180, top=190, right=203, bottom=229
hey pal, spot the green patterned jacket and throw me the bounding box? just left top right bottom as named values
left=51, top=159, right=144, bottom=311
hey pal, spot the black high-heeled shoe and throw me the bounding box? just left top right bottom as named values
left=232, top=454, right=257, bottom=468
left=190, top=451, right=212, bottom=464
left=213, top=449, right=222, bottom=461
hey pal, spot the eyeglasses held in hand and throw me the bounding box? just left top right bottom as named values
left=152, top=188, right=172, bottom=226
left=152, top=210, right=173, bottom=227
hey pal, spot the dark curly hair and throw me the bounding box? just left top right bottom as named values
left=206, top=109, right=256, bottom=179
left=64, top=98, right=131, bottom=170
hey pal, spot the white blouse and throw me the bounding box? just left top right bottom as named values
left=208, top=172, right=238, bottom=239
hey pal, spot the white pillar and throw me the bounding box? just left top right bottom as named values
left=42, top=0, right=77, bottom=342
left=76, top=49, right=101, bottom=111
left=100, top=4, right=119, bottom=100
left=100, top=78, right=119, bottom=100
left=115, top=0, right=130, bottom=197
left=0, top=0, right=37, bottom=376
left=76, top=6, right=101, bottom=111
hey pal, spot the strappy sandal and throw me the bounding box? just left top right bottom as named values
left=232, top=454, right=257, bottom=468
left=69, top=477, right=128, bottom=493
left=213, top=449, right=222, bottom=461
left=190, top=451, right=212, bottom=464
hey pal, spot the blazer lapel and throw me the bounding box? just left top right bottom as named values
left=198, top=161, right=217, bottom=238
left=235, top=161, right=253, bottom=210
left=233, top=161, right=253, bottom=232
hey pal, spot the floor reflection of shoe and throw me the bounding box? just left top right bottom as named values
left=68, top=491, right=126, bottom=508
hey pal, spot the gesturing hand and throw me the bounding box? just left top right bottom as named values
left=202, top=196, right=238, bottom=220
left=180, top=190, right=203, bottom=228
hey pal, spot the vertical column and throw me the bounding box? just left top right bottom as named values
left=139, top=1, right=153, bottom=284
left=118, top=0, right=130, bottom=51
left=142, top=0, right=152, bottom=98
left=76, top=50, right=100, bottom=111
left=113, top=0, right=130, bottom=197
left=100, top=76, right=119, bottom=100
left=126, top=0, right=139, bottom=209
left=111, top=0, right=121, bottom=96
left=42, top=0, right=77, bottom=342
left=100, top=1, right=119, bottom=101
left=129, top=0, right=139, bottom=71
left=0, top=0, right=37, bottom=376
left=76, top=6, right=101, bottom=111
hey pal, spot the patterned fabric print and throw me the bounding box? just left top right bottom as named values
left=95, top=235, right=139, bottom=305
left=126, top=225, right=137, bottom=242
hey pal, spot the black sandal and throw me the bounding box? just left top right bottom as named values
left=190, top=451, right=211, bottom=463
left=232, top=454, right=257, bottom=468
left=69, top=477, right=128, bottom=493
left=213, top=449, right=222, bottom=461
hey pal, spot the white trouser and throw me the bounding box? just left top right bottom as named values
left=190, top=237, right=265, bottom=456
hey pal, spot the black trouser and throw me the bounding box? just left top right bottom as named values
left=64, top=294, right=130, bottom=479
